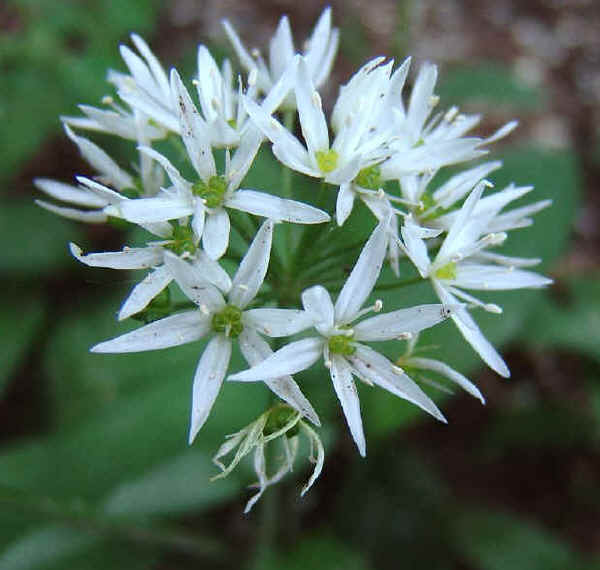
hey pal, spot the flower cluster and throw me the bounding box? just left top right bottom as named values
left=35, top=7, right=551, bottom=511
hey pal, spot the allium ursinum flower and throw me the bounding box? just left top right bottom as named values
left=91, top=221, right=319, bottom=443
left=110, top=33, right=179, bottom=134
left=118, top=69, right=329, bottom=260
left=69, top=221, right=232, bottom=321
left=400, top=183, right=553, bottom=378
left=229, top=220, right=454, bottom=456
left=223, top=6, right=339, bottom=109
left=212, top=404, right=324, bottom=513
left=395, top=333, right=485, bottom=403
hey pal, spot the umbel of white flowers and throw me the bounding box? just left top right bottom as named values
left=34, top=6, right=552, bottom=511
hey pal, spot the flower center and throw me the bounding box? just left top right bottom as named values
left=263, top=404, right=300, bottom=438
left=315, top=149, right=339, bottom=174
left=164, top=224, right=197, bottom=255
left=328, top=334, right=355, bottom=355
left=192, top=175, right=227, bottom=208
left=211, top=304, right=243, bottom=338
left=434, top=262, right=457, bottom=280
left=355, top=165, right=382, bottom=190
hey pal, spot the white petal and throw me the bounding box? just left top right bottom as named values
left=69, top=242, right=162, bottom=270
left=330, top=354, right=366, bottom=457
left=138, top=146, right=190, bottom=192
left=348, top=344, right=446, bottom=422
left=202, top=208, right=231, bottom=260
left=119, top=265, right=173, bottom=320
left=408, top=357, right=485, bottom=403
left=228, top=337, right=323, bottom=382
left=354, top=304, right=454, bottom=341
left=299, top=422, right=325, bottom=495
left=335, top=182, right=356, bottom=226
left=269, top=15, right=294, bottom=80
left=163, top=251, right=226, bottom=311
left=226, top=127, right=263, bottom=191
left=295, top=58, right=329, bottom=156
left=75, top=176, right=124, bottom=203
left=407, top=62, right=438, bottom=136
left=130, top=34, right=170, bottom=100
left=312, top=27, right=339, bottom=88
left=229, top=220, right=273, bottom=309
left=433, top=281, right=510, bottom=378
left=400, top=216, right=431, bottom=277
left=34, top=178, right=107, bottom=208
left=334, top=219, right=388, bottom=324
left=238, top=328, right=320, bottom=425
left=222, top=20, right=257, bottom=76
left=170, top=69, right=216, bottom=181
left=301, top=285, right=335, bottom=329
left=189, top=335, right=232, bottom=443
left=192, top=250, right=232, bottom=293
left=191, top=200, right=206, bottom=240
left=64, top=125, right=134, bottom=190
left=35, top=200, right=107, bottom=223
left=91, top=310, right=210, bottom=353
left=453, top=264, right=552, bottom=290
left=120, top=196, right=193, bottom=223
left=243, top=309, right=314, bottom=337
left=226, top=190, right=330, bottom=223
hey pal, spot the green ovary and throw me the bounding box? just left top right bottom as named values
left=328, top=334, right=355, bottom=355
left=211, top=305, right=243, bottom=338
left=315, top=149, right=339, bottom=174
left=165, top=224, right=197, bottom=255
left=434, top=262, right=457, bottom=280
left=192, top=175, right=227, bottom=208
left=263, top=404, right=299, bottom=438
left=355, top=165, right=382, bottom=190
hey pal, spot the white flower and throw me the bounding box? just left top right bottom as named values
left=90, top=220, right=319, bottom=443
left=223, top=7, right=339, bottom=108
left=212, top=404, right=324, bottom=513
left=69, top=222, right=232, bottom=321
left=118, top=69, right=329, bottom=259
left=229, top=220, right=452, bottom=456
left=400, top=183, right=553, bottom=377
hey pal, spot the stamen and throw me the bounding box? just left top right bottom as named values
left=102, top=95, right=114, bottom=105
left=248, top=68, right=258, bottom=86
left=396, top=332, right=413, bottom=340
left=200, top=304, right=210, bottom=315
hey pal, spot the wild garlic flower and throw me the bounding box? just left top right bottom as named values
left=69, top=221, right=232, bottom=321
left=118, top=69, right=329, bottom=259
left=91, top=221, right=319, bottom=443
left=401, top=183, right=552, bottom=377
left=212, top=404, right=324, bottom=513
left=230, top=220, right=454, bottom=456
left=223, top=7, right=339, bottom=108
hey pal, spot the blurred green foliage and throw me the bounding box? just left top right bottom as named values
left=0, top=2, right=597, bottom=569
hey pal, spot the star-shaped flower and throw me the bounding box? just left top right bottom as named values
left=91, top=220, right=319, bottom=443
left=229, top=220, right=454, bottom=456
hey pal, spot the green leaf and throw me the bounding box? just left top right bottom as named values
left=455, top=509, right=596, bottom=570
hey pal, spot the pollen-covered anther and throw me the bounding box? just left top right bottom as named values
left=374, top=299, right=383, bottom=312
left=192, top=79, right=200, bottom=86
left=391, top=364, right=405, bottom=375
left=248, top=68, right=258, bottom=86
left=376, top=188, right=385, bottom=199
left=102, top=95, right=114, bottom=105
left=484, top=303, right=503, bottom=314
left=199, top=304, right=210, bottom=315
left=429, top=95, right=440, bottom=107
left=251, top=48, right=260, bottom=58
left=396, top=332, right=413, bottom=340
left=444, top=106, right=459, bottom=122
left=311, top=92, right=322, bottom=109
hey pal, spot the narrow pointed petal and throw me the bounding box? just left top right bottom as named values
left=191, top=200, right=206, bottom=239
left=202, top=209, right=230, bottom=260
left=399, top=217, right=431, bottom=277
left=226, top=128, right=263, bottom=191
left=189, top=335, right=232, bottom=443
left=34, top=178, right=107, bottom=208
left=91, top=310, right=210, bottom=353
left=335, top=182, right=355, bottom=226
left=229, top=337, right=324, bottom=382
left=354, top=304, right=454, bottom=341
left=301, top=285, right=335, bottom=329
left=130, top=33, right=170, bottom=100
left=238, top=328, right=320, bottom=425
left=304, top=7, right=334, bottom=77
left=120, top=196, right=193, bottom=223
left=408, top=62, right=438, bottom=135
left=330, top=355, right=366, bottom=457
left=222, top=20, right=256, bottom=74
left=433, top=281, right=510, bottom=378
left=69, top=243, right=162, bottom=270
left=295, top=58, right=329, bottom=156
left=300, top=422, right=325, bottom=494
left=35, top=201, right=107, bottom=223
left=192, top=250, right=232, bottom=293
left=163, top=251, right=226, bottom=310
left=170, top=69, right=216, bottom=181
left=119, top=265, right=173, bottom=320
left=269, top=15, right=294, bottom=79
left=229, top=220, right=273, bottom=309
left=226, top=190, right=330, bottom=223
left=138, top=146, right=190, bottom=191
left=65, top=125, right=134, bottom=190
left=453, top=264, right=553, bottom=290
left=348, top=344, right=447, bottom=422
left=408, top=357, right=485, bottom=403
left=243, top=309, right=314, bottom=337
left=334, top=219, right=388, bottom=324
